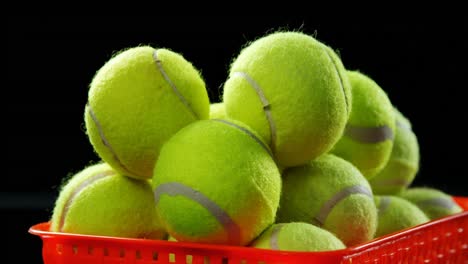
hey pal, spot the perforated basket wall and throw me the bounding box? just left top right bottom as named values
left=29, top=197, right=468, bottom=264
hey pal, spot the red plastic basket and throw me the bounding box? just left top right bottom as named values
left=30, top=197, right=468, bottom=264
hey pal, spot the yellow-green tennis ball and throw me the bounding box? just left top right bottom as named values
left=85, top=46, right=209, bottom=179
left=152, top=119, right=281, bottom=246
left=399, top=187, right=463, bottom=220
left=369, top=108, right=420, bottom=194
left=331, top=71, right=395, bottom=179
left=250, top=222, right=345, bottom=252
left=209, top=102, right=226, bottom=119
left=50, top=163, right=165, bottom=239
left=374, top=195, right=429, bottom=237
left=277, top=154, right=377, bottom=247
left=223, top=31, right=352, bottom=168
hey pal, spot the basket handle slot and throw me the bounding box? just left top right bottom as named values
left=152, top=251, right=159, bottom=261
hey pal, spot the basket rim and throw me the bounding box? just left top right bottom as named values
left=29, top=211, right=468, bottom=256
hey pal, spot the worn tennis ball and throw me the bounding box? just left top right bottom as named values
left=223, top=31, right=352, bottom=168
left=50, top=163, right=165, bottom=239
left=369, top=108, right=420, bottom=194
left=277, top=154, right=377, bottom=246
left=85, top=46, right=209, bottom=179
left=374, top=195, right=429, bottom=237
left=331, top=71, right=395, bottom=179
left=152, top=119, right=281, bottom=246
left=250, top=222, right=345, bottom=252
left=209, top=102, right=226, bottom=119
left=399, top=187, right=463, bottom=220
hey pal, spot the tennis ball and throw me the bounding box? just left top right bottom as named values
left=374, top=195, right=429, bottom=237
left=277, top=154, right=377, bottom=246
left=85, top=46, right=209, bottom=179
left=369, top=108, right=420, bottom=194
left=223, top=31, right=352, bottom=168
left=50, top=163, right=165, bottom=239
left=331, top=71, right=395, bottom=179
left=399, top=187, right=463, bottom=220
left=209, top=102, right=226, bottom=119
left=152, top=119, right=281, bottom=246
left=250, top=222, right=345, bottom=252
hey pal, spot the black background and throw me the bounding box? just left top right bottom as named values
left=6, top=16, right=467, bottom=263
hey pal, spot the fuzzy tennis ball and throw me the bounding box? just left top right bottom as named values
left=85, top=46, right=209, bottom=179
left=209, top=102, right=226, bottom=119
left=250, top=222, right=345, bottom=252
left=277, top=154, right=377, bottom=246
left=331, top=70, right=395, bottom=179
left=374, top=195, right=429, bottom=237
left=399, top=187, right=463, bottom=220
left=50, top=163, right=165, bottom=239
left=223, top=31, right=352, bottom=168
left=152, top=119, right=281, bottom=246
left=369, top=108, right=420, bottom=194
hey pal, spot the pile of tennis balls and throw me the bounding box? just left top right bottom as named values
left=50, top=31, right=463, bottom=252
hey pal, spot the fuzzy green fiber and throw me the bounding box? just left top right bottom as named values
left=209, top=102, right=226, bottom=119
left=370, top=108, right=420, bottom=194
left=152, top=119, right=281, bottom=246
left=223, top=32, right=351, bottom=168
left=50, top=163, right=165, bottom=239
left=250, top=222, right=345, bottom=252
left=277, top=154, right=377, bottom=247
left=331, top=71, right=395, bottom=179
left=399, top=188, right=462, bottom=220
left=374, top=195, right=429, bottom=237
left=85, top=46, right=209, bottom=179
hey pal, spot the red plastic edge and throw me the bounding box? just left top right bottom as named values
left=28, top=196, right=468, bottom=262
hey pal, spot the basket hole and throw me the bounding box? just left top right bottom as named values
left=88, top=246, right=93, bottom=255
left=56, top=244, right=63, bottom=254
left=222, top=257, right=229, bottom=264
left=152, top=252, right=159, bottom=260
left=72, top=245, right=78, bottom=255
left=120, top=249, right=125, bottom=258
left=103, top=248, right=109, bottom=256
left=204, top=256, right=210, bottom=264
left=136, top=250, right=142, bottom=259
left=186, top=255, right=193, bottom=263
left=169, top=253, right=175, bottom=263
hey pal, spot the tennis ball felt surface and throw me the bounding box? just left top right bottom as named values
left=369, top=108, right=420, bottom=194
left=223, top=31, right=352, bottom=168
left=152, top=119, right=281, bottom=246
left=50, top=163, right=165, bottom=239
left=331, top=70, right=395, bottom=179
left=374, top=195, right=429, bottom=237
left=209, top=102, right=226, bottom=119
left=250, top=222, right=345, bottom=252
left=85, top=46, right=209, bottom=179
left=399, top=187, right=462, bottom=220
left=277, top=154, right=377, bottom=246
